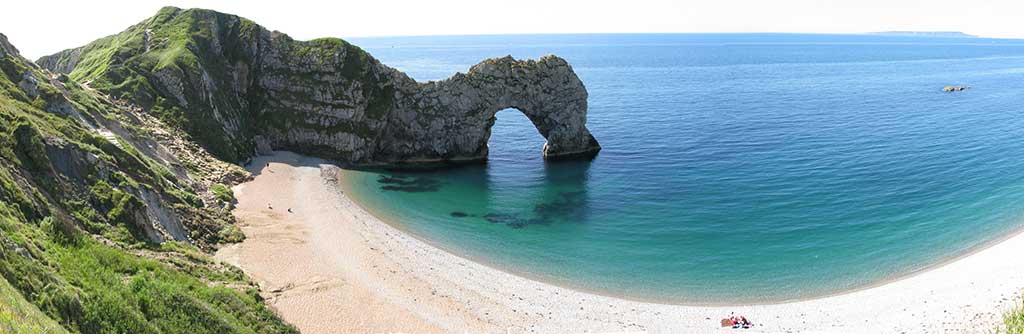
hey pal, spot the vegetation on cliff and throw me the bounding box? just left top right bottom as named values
left=37, top=6, right=393, bottom=163
left=0, top=31, right=293, bottom=333
left=38, top=7, right=262, bottom=162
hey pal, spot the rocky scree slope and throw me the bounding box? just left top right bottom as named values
left=38, top=6, right=601, bottom=166
left=0, top=32, right=293, bottom=333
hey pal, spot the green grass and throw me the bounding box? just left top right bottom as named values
left=211, top=184, right=234, bottom=203
left=0, top=275, right=69, bottom=334
left=1006, top=301, right=1024, bottom=334
left=0, top=208, right=294, bottom=334
left=59, top=239, right=290, bottom=333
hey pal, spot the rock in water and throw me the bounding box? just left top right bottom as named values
left=37, top=7, right=600, bottom=166
left=943, top=85, right=969, bottom=92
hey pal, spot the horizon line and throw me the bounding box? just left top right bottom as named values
left=338, top=31, right=1021, bottom=41
left=14, top=31, right=1023, bottom=60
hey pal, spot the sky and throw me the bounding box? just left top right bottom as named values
left=1, top=0, right=1022, bottom=59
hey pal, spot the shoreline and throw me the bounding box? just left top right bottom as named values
left=217, top=151, right=1023, bottom=333
left=341, top=169, right=1024, bottom=307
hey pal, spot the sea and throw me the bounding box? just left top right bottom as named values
left=341, top=33, right=1024, bottom=303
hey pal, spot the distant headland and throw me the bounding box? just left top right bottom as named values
left=869, top=31, right=978, bottom=38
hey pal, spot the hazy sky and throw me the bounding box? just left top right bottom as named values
left=2, top=0, right=1022, bottom=59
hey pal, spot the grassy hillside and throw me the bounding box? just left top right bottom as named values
left=37, top=6, right=264, bottom=162
left=0, top=30, right=293, bottom=333
left=37, top=6, right=391, bottom=164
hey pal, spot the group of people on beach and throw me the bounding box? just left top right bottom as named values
left=263, top=163, right=291, bottom=213
left=722, top=313, right=753, bottom=329
left=267, top=203, right=293, bottom=213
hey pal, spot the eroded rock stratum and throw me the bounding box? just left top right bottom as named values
left=38, top=7, right=600, bottom=166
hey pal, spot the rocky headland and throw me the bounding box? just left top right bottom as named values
left=37, top=7, right=600, bottom=166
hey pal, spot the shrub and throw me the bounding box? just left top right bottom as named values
left=210, top=184, right=234, bottom=203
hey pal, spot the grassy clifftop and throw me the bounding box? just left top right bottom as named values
left=38, top=6, right=265, bottom=162
left=0, top=31, right=293, bottom=333
left=38, top=6, right=390, bottom=163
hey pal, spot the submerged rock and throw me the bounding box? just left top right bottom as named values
left=376, top=175, right=441, bottom=192
left=38, top=7, right=601, bottom=167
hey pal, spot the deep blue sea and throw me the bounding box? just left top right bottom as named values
left=342, top=33, right=1024, bottom=303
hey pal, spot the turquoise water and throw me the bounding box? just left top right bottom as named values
left=342, top=34, right=1024, bottom=303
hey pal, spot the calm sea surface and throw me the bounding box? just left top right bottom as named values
left=341, top=34, right=1024, bottom=303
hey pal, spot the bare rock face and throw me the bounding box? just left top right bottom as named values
left=0, top=33, right=18, bottom=57
left=34, top=48, right=81, bottom=75
left=38, top=7, right=600, bottom=166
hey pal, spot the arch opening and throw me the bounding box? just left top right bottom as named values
left=484, top=108, right=548, bottom=162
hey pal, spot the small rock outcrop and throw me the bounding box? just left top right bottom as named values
left=38, top=7, right=600, bottom=166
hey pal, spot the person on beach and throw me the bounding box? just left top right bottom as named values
left=723, top=313, right=739, bottom=328
left=268, top=203, right=273, bottom=210
left=723, top=313, right=753, bottom=329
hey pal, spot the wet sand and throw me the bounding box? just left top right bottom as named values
left=216, top=151, right=1023, bottom=333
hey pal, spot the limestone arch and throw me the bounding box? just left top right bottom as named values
left=381, top=55, right=601, bottom=164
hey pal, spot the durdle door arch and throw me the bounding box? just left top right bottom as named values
left=372, top=55, right=602, bottom=165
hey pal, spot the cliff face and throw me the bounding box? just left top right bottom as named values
left=38, top=7, right=600, bottom=166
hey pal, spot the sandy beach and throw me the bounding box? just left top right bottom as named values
left=216, top=151, right=1023, bottom=333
